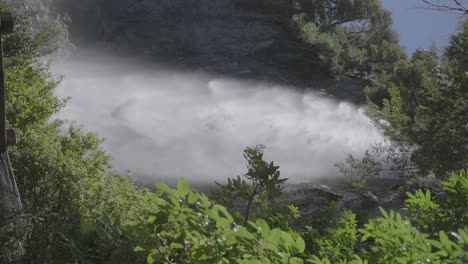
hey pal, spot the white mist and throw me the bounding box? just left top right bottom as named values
left=52, top=52, right=383, bottom=185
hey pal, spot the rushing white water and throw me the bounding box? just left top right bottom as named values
left=52, top=53, right=383, bottom=185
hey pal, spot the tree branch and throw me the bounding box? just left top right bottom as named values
left=420, top=0, right=468, bottom=15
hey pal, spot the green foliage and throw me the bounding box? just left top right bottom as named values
left=4, top=59, right=156, bottom=261
left=0, top=2, right=147, bottom=262
left=365, top=21, right=468, bottom=179
left=11, top=123, right=114, bottom=261
left=360, top=208, right=435, bottom=263
left=431, top=229, right=468, bottom=263
left=441, top=170, right=468, bottom=228
left=211, top=145, right=289, bottom=226
left=131, top=179, right=308, bottom=264
left=1, top=1, right=466, bottom=263
left=360, top=209, right=468, bottom=263
left=404, top=170, right=468, bottom=236
left=0, top=44, right=84, bottom=261
left=4, top=56, right=109, bottom=260
left=360, top=170, right=468, bottom=263
left=309, top=210, right=358, bottom=262
left=446, top=20, right=468, bottom=73
left=6, top=57, right=67, bottom=130
left=0, top=211, right=30, bottom=263
left=336, top=139, right=415, bottom=194
left=301, top=201, right=339, bottom=249
left=58, top=173, right=156, bottom=263
left=0, top=0, right=70, bottom=59
left=308, top=255, right=368, bottom=264
left=292, top=0, right=382, bottom=28
left=291, top=14, right=344, bottom=75
left=310, top=170, right=468, bottom=263
left=404, top=189, right=441, bottom=234
left=336, top=148, right=382, bottom=192
left=290, top=0, right=406, bottom=77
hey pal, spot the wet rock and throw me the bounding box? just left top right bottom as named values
left=279, top=181, right=405, bottom=221
left=279, top=183, right=344, bottom=216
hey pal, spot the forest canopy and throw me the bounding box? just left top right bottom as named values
left=290, top=0, right=407, bottom=77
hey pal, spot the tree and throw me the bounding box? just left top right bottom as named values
left=365, top=21, right=468, bottom=179
left=210, top=145, right=292, bottom=226
left=292, top=0, right=384, bottom=28
left=0, top=1, right=141, bottom=262
left=2, top=0, right=467, bottom=263
left=290, top=0, right=406, bottom=77
left=0, top=0, right=70, bottom=60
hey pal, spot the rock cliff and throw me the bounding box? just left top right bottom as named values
left=57, top=0, right=366, bottom=103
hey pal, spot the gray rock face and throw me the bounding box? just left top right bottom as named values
left=279, top=182, right=405, bottom=222
left=0, top=152, right=24, bottom=263
left=57, top=0, right=366, bottom=103
left=0, top=152, right=21, bottom=211
left=279, top=183, right=344, bottom=217
left=63, top=0, right=289, bottom=48
left=61, top=0, right=294, bottom=61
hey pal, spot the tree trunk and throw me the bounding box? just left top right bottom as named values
left=0, top=151, right=24, bottom=263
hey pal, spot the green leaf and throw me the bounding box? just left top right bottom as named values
left=379, top=207, right=389, bottom=218
left=151, top=196, right=166, bottom=205
left=134, top=246, right=145, bottom=252
left=147, top=216, right=157, bottom=223
left=177, top=178, right=190, bottom=197
left=236, top=227, right=256, bottom=240
left=147, top=253, right=155, bottom=264
left=217, top=217, right=231, bottom=229
left=439, top=231, right=450, bottom=245
left=295, top=236, right=306, bottom=252
left=199, top=194, right=212, bottom=207
left=255, top=219, right=271, bottom=236
left=216, top=205, right=234, bottom=222
left=290, top=257, right=304, bottom=264
left=268, top=228, right=283, bottom=244
left=155, top=182, right=171, bottom=193
left=188, top=191, right=199, bottom=204
left=170, top=242, right=184, bottom=249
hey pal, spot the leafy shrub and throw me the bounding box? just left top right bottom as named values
left=211, top=145, right=291, bottom=226
left=310, top=210, right=358, bottom=262
left=131, top=179, right=308, bottom=264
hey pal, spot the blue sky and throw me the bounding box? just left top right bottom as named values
left=380, top=0, right=462, bottom=55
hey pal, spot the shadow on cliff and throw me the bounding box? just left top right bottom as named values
left=56, top=0, right=367, bottom=104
